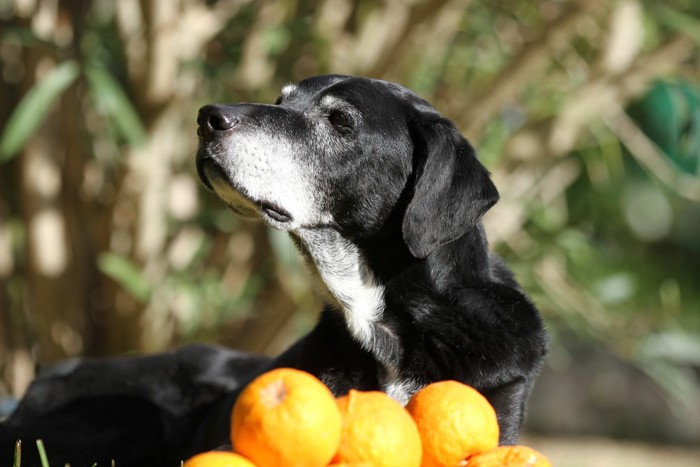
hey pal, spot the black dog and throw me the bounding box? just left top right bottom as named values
left=1, top=75, right=547, bottom=466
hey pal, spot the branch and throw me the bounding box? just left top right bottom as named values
left=605, top=105, right=700, bottom=202
left=549, top=35, right=695, bottom=156
left=460, top=0, right=606, bottom=140
left=370, top=0, right=451, bottom=77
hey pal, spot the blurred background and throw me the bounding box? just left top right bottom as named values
left=0, top=0, right=699, bottom=465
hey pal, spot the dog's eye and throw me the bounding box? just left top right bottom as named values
left=274, top=96, right=283, bottom=105
left=326, top=110, right=353, bottom=132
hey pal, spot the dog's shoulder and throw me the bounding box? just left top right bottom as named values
left=387, top=257, right=547, bottom=384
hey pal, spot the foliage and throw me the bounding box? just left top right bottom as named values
left=0, top=60, right=79, bottom=160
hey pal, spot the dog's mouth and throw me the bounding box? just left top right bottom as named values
left=260, top=202, right=292, bottom=223
left=197, top=155, right=293, bottom=225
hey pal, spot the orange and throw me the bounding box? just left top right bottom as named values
left=230, top=368, right=341, bottom=467
left=466, top=446, right=551, bottom=466
left=183, top=451, right=257, bottom=467
left=406, top=381, right=499, bottom=467
left=332, top=390, right=422, bottom=467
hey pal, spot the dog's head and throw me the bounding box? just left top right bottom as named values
left=196, top=75, right=498, bottom=259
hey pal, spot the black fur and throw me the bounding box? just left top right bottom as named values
left=0, top=75, right=548, bottom=466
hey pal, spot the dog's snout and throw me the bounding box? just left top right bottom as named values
left=197, top=105, right=239, bottom=139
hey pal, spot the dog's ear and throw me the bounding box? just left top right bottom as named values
left=402, top=120, right=499, bottom=259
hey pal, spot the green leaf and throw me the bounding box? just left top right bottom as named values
left=84, top=62, right=147, bottom=147
left=0, top=26, right=56, bottom=49
left=0, top=60, right=80, bottom=162
left=36, top=439, right=49, bottom=467
left=97, top=252, right=151, bottom=302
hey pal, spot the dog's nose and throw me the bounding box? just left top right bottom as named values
left=197, top=105, right=239, bottom=139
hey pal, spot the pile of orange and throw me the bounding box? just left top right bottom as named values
left=183, top=368, right=551, bottom=467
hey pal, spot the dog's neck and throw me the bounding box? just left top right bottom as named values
left=422, top=224, right=493, bottom=290
left=293, top=227, right=384, bottom=339
left=291, top=228, right=401, bottom=365
left=361, top=222, right=494, bottom=292
left=290, top=223, right=492, bottom=356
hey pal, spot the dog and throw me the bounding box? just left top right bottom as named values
left=1, top=75, right=547, bottom=466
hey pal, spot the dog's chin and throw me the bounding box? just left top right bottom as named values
left=209, top=179, right=258, bottom=217
left=207, top=177, right=296, bottom=230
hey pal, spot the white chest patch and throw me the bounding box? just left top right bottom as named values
left=294, top=228, right=385, bottom=351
